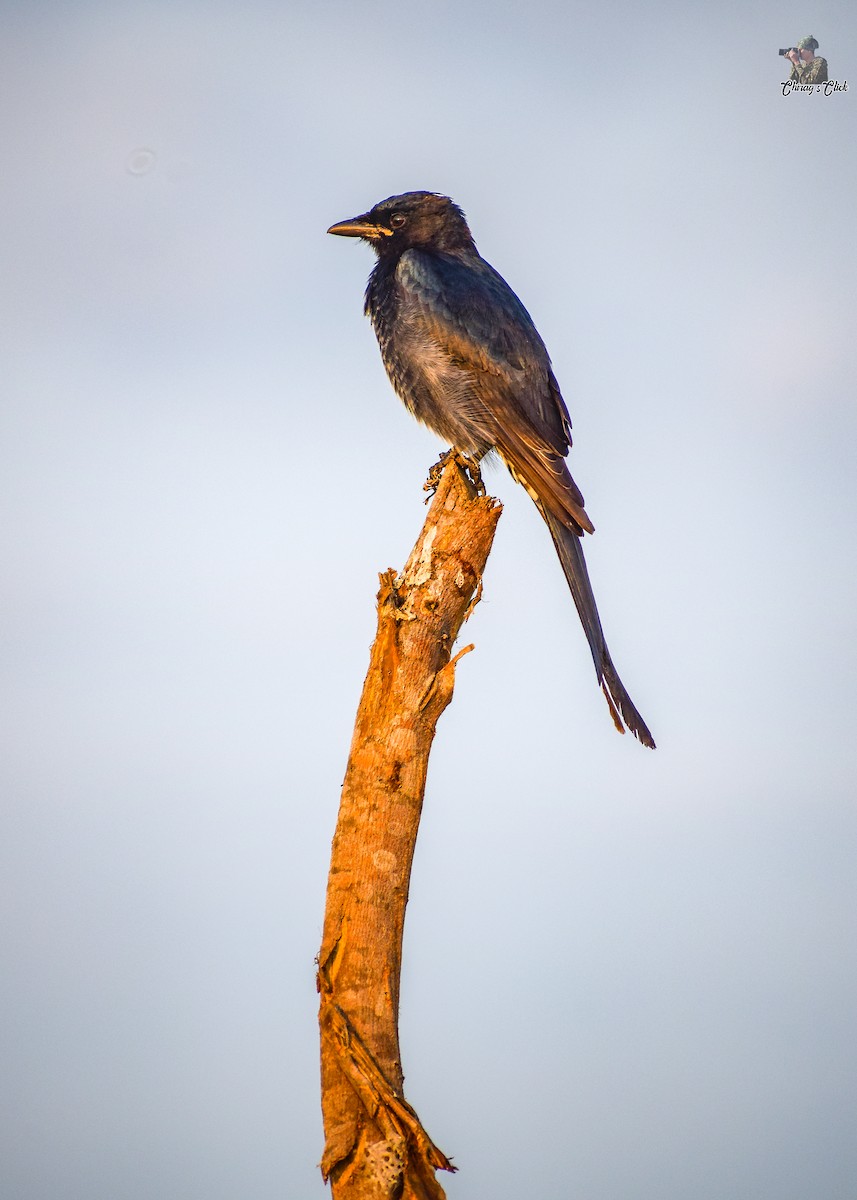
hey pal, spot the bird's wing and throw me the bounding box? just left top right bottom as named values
left=396, top=249, right=593, bottom=534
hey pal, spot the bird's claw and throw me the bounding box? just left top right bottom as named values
left=460, top=452, right=485, bottom=496
left=423, top=450, right=453, bottom=498
left=424, top=449, right=485, bottom=502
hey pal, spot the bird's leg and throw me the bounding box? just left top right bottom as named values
left=423, top=449, right=457, bottom=499
left=424, top=448, right=486, bottom=501
left=459, top=450, right=486, bottom=496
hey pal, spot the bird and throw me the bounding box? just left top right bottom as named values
left=328, top=191, right=655, bottom=748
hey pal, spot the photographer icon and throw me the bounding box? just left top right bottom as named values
left=779, top=36, right=828, bottom=84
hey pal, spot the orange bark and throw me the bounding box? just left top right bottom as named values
left=318, top=454, right=502, bottom=1199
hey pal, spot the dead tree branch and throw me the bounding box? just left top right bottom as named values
left=318, top=453, right=502, bottom=1199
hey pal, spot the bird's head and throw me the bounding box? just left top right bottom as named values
left=328, top=191, right=475, bottom=255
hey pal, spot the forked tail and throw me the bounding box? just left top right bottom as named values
left=543, top=509, right=656, bottom=749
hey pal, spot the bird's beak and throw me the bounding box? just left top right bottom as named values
left=327, top=213, right=392, bottom=240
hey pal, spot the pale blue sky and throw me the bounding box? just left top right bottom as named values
left=2, top=3, right=856, bottom=1198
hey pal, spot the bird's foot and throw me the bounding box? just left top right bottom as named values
left=424, top=448, right=486, bottom=501
left=423, top=450, right=453, bottom=498
left=459, top=452, right=485, bottom=495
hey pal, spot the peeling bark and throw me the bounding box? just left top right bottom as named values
left=318, top=454, right=502, bottom=1199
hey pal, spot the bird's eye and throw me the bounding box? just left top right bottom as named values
left=390, top=213, right=406, bottom=228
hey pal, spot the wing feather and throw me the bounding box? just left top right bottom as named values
left=396, top=250, right=593, bottom=533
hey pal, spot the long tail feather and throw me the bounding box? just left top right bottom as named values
left=542, top=508, right=656, bottom=749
